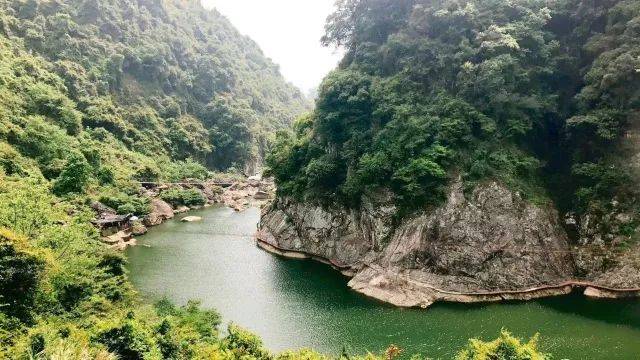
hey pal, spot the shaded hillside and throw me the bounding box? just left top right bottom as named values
left=267, top=0, right=640, bottom=241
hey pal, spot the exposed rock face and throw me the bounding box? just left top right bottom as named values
left=144, top=199, right=174, bottom=226
left=174, top=205, right=190, bottom=214
left=131, top=221, right=148, bottom=236
left=222, top=180, right=275, bottom=211
left=257, top=190, right=395, bottom=268
left=258, top=181, right=640, bottom=307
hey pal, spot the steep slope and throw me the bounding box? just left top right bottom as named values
left=0, top=2, right=312, bottom=355
left=262, top=0, right=640, bottom=306
left=0, top=0, right=309, bottom=175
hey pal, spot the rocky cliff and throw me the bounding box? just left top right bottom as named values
left=257, top=181, right=640, bottom=307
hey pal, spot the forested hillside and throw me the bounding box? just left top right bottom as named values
left=0, top=0, right=314, bottom=357
left=0, top=0, right=309, bottom=180
left=0, top=0, right=634, bottom=357
left=267, top=0, right=640, bottom=239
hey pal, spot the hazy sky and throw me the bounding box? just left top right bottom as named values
left=201, top=0, right=343, bottom=93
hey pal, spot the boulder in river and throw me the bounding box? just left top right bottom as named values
left=181, top=216, right=202, bottom=222
left=254, top=191, right=270, bottom=200
left=174, top=206, right=190, bottom=214
left=131, top=221, right=148, bottom=236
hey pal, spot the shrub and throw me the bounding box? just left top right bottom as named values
left=133, top=165, right=161, bottom=183
left=223, top=323, right=272, bottom=360
left=0, top=143, right=41, bottom=178
left=160, top=188, right=206, bottom=208
left=455, top=330, right=549, bottom=360
left=163, top=159, right=211, bottom=182
left=99, top=193, right=151, bottom=216
left=94, top=319, right=155, bottom=360
left=276, top=349, right=328, bottom=360
left=0, top=228, right=46, bottom=322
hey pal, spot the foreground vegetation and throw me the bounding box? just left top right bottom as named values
left=0, top=170, right=550, bottom=358
left=0, top=173, right=548, bottom=358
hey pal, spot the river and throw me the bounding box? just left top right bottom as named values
left=126, top=206, right=640, bottom=359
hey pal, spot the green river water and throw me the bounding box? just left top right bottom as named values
left=126, top=206, right=640, bottom=359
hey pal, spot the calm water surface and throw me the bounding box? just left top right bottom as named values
left=126, top=206, right=640, bottom=359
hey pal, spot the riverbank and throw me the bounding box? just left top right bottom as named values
left=257, top=182, right=640, bottom=308
left=93, top=176, right=274, bottom=250
left=255, top=236, right=640, bottom=307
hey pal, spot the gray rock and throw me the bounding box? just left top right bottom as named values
left=174, top=206, right=190, bottom=214
left=259, top=180, right=640, bottom=307
left=144, top=199, right=174, bottom=226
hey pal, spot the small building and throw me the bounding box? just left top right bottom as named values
left=91, top=214, right=133, bottom=237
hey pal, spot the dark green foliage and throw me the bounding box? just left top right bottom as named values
left=0, top=229, right=45, bottom=322
left=572, top=162, right=629, bottom=212
left=268, top=0, right=640, bottom=221
left=94, top=320, right=153, bottom=360
left=99, top=193, right=152, bottom=216
left=160, top=188, right=206, bottom=208
left=52, top=153, right=92, bottom=196
left=202, top=97, right=256, bottom=170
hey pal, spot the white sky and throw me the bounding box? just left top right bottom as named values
left=201, top=0, right=343, bottom=94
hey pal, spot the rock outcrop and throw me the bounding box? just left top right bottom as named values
left=144, top=199, right=175, bottom=226
left=258, top=181, right=640, bottom=307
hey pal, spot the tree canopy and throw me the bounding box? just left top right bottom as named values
left=0, top=0, right=310, bottom=177
left=267, top=0, right=640, bottom=227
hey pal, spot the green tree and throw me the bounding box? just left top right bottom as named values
left=52, top=153, right=91, bottom=195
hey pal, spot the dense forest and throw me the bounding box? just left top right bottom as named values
left=0, top=0, right=314, bottom=357
left=0, top=0, right=309, bottom=179
left=2, top=0, right=634, bottom=358
left=267, top=0, right=640, bottom=241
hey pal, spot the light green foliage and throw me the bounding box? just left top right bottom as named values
left=163, top=159, right=212, bottom=182
left=160, top=188, right=207, bottom=208
left=0, top=142, right=42, bottom=178
left=0, top=177, right=129, bottom=318
left=0, top=0, right=309, bottom=172
left=0, top=2, right=308, bottom=353
left=94, top=316, right=160, bottom=359
left=277, top=349, right=328, bottom=360
left=0, top=228, right=46, bottom=322
left=268, top=0, right=640, bottom=225
left=223, top=323, right=273, bottom=360
left=455, top=330, right=549, bottom=360
left=99, top=192, right=152, bottom=216
left=0, top=171, right=554, bottom=357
